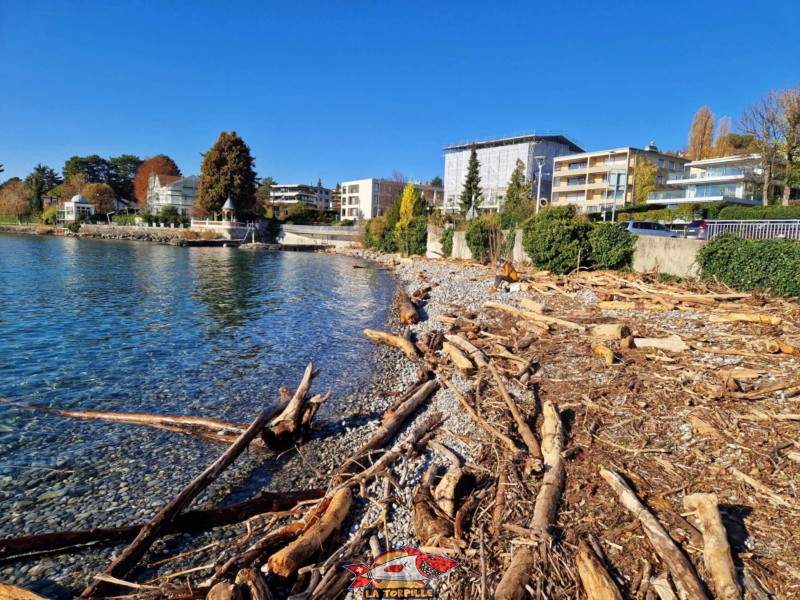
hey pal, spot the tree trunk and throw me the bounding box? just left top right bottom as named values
left=575, top=540, right=623, bottom=600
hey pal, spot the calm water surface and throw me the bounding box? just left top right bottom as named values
left=0, top=234, right=393, bottom=539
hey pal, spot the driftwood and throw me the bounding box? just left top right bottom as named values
left=442, top=342, right=475, bottom=375
left=589, top=324, right=631, bottom=340
left=600, top=469, right=709, bottom=600
left=413, top=467, right=454, bottom=545
left=591, top=344, right=616, bottom=365
left=683, top=493, right=742, bottom=600
left=484, top=301, right=585, bottom=331
left=0, top=584, right=48, bottom=600
left=597, top=300, right=672, bottom=311
left=708, top=313, right=782, bottom=325
left=480, top=302, right=549, bottom=333
left=397, top=290, right=420, bottom=325
left=0, top=489, right=323, bottom=561
left=234, top=569, right=274, bottom=600
left=444, top=334, right=489, bottom=367
left=267, top=488, right=352, bottom=577
left=489, top=364, right=541, bottom=458
left=81, top=410, right=274, bottom=598
left=575, top=540, right=623, bottom=600
left=518, top=298, right=545, bottom=313
left=633, top=335, right=689, bottom=352
left=363, top=328, right=419, bottom=361
left=208, top=582, right=241, bottom=600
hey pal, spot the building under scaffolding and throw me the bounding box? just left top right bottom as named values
left=442, top=131, right=584, bottom=213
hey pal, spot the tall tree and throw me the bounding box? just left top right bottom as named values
left=82, top=182, right=116, bottom=214
left=459, top=146, right=482, bottom=216
left=778, top=85, right=800, bottom=204
left=0, top=180, right=32, bottom=217
left=49, top=174, right=87, bottom=200
left=108, top=155, right=143, bottom=200
left=713, top=116, right=735, bottom=157
left=197, top=131, right=258, bottom=215
left=255, top=175, right=277, bottom=207
left=25, top=164, right=63, bottom=213
left=740, top=91, right=784, bottom=206
left=633, top=158, right=659, bottom=204
left=133, top=155, right=181, bottom=207
left=63, top=155, right=111, bottom=183
left=428, top=176, right=443, bottom=188
left=687, top=106, right=716, bottom=160
left=500, top=159, right=532, bottom=227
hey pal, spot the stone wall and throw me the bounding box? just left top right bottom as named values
left=633, top=236, right=705, bottom=277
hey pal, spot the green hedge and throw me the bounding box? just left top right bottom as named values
left=697, top=234, right=800, bottom=297
left=589, top=224, right=636, bottom=270
left=465, top=214, right=502, bottom=262
left=439, top=227, right=455, bottom=257
left=0, top=214, right=37, bottom=224
left=716, top=205, right=800, bottom=220
left=521, top=206, right=592, bottom=274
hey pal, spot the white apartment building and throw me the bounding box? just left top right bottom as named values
left=442, top=132, right=584, bottom=212
left=551, top=143, right=690, bottom=213
left=270, top=184, right=332, bottom=210
left=146, top=173, right=198, bottom=217
left=646, top=154, right=764, bottom=206
left=339, top=179, right=443, bottom=221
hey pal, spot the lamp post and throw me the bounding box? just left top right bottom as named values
left=534, top=156, right=546, bottom=214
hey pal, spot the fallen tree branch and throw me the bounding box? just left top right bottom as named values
left=575, top=539, right=622, bottom=600
left=489, top=364, right=541, bottom=459
left=363, top=329, right=419, bottom=361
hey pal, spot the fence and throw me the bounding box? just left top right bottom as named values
left=706, top=219, right=800, bottom=241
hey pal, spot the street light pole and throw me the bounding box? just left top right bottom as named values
left=534, top=155, right=545, bottom=215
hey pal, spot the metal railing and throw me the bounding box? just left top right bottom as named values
left=706, top=220, right=800, bottom=241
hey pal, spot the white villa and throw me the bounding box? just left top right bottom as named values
left=647, top=154, right=764, bottom=206
left=57, top=194, right=95, bottom=223
left=146, top=173, right=199, bottom=216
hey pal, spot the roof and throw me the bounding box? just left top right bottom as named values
left=156, top=174, right=182, bottom=186
left=685, top=154, right=761, bottom=167
left=70, top=194, right=91, bottom=204
left=443, top=132, right=584, bottom=153
left=222, top=196, right=235, bottom=210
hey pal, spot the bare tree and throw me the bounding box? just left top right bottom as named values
left=740, top=91, right=784, bottom=206
left=778, top=85, right=800, bottom=205
left=687, top=106, right=716, bottom=160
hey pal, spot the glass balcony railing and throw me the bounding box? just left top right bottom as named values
left=648, top=184, right=760, bottom=201
left=667, top=167, right=751, bottom=181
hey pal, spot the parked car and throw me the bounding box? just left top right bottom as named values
left=685, top=219, right=708, bottom=240
left=618, top=221, right=679, bottom=238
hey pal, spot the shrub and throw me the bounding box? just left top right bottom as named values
left=465, top=214, right=502, bottom=262
left=200, top=229, right=221, bottom=240
left=40, top=206, right=57, bottom=225
left=697, top=234, right=800, bottom=297
left=589, top=224, right=635, bottom=270
left=399, top=217, right=428, bottom=256
left=179, top=229, right=201, bottom=240
left=521, top=206, right=591, bottom=274
left=440, top=227, right=455, bottom=257
left=66, top=221, right=81, bottom=233
left=717, top=204, right=800, bottom=220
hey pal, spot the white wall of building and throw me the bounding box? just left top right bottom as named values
left=146, top=174, right=198, bottom=216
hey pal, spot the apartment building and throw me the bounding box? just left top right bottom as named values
left=270, top=184, right=332, bottom=210
left=339, top=179, right=443, bottom=221
left=146, top=173, right=199, bottom=217
left=550, top=143, right=689, bottom=214
left=646, top=154, right=763, bottom=206
left=443, top=132, right=584, bottom=212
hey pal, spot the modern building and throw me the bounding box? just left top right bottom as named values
left=646, top=154, right=764, bottom=206
left=339, top=179, right=443, bottom=221
left=551, top=142, right=690, bottom=214
left=57, top=194, right=95, bottom=224
left=442, top=132, right=584, bottom=213
left=146, top=173, right=198, bottom=217
left=270, top=184, right=332, bottom=210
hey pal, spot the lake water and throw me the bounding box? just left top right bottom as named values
left=0, top=234, right=394, bottom=593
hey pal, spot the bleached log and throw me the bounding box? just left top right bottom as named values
left=600, top=469, right=709, bottom=600
left=363, top=328, right=419, bottom=361
left=442, top=342, right=475, bottom=375
left=444, top=334, right=489, bottom=367
left=591, top=344, right=616, bottom=365
left=268, top=488, right=352, bottom=577
left=589, top=324, right=631, bottom=340
left=397, top=290, right=420, bottom=325
left=575, top=540, right=623, bottom=600
left=683, top=493, right=742, bottom=600
left=633, top=335, right=689, bottom=352
left=484, top=301, right=585, bottom=331
left=518, top=298, right=545, bottom=313
left=598, top=300, right=672, bottom=311
left=267, top=363, right=319, bottom=442
left=708, top=313, right=782, bottom=325
left=0, top=584, right=48, bottom=600
left=489, top=364, right=541, bottom=458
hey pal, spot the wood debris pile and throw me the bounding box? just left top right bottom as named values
left=1, top=262, right=799, bottom=599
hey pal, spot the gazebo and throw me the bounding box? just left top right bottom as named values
left=221, top=196, right=236, bottom=222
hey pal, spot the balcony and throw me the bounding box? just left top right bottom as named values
left=667, top=167, right=751, bottom=185
left=646, top=187, right=761, bottom=206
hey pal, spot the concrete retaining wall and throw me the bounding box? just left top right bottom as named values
left=426, top=225, right=444, bottom=258
left=278, top=225, right=361, bottom=248
left=633, top=236, right=705, bottom=277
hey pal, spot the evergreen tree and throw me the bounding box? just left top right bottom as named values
left=25, top=164, right=62, bottom=213
left=500, top=159, right=532, bottom=228
left=197, top=131, right=258, bottom=215
left=459, top=146, right=482, bottom=216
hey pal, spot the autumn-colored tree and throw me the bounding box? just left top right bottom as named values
left=197, top=131, right=258, bottom=215
left=712, top=116, right=735, bottom=157
left=687, top=106, right=715, bottom=160
left=778, top=85, right=800, bottom=204
left=633, top=157, right=659, bottom=204
left=397, top=181, right=424, bottom=229
left=0, top=180, right=32, bottom=217
left=82, top=182, right=116, bottom=214
left=740, top=91, right=784, bottom=206
left=50, top=173, right=88, bottom=200
left=133, top=155, right=181, bottom=207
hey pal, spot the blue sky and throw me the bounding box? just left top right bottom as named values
left=2, top=0, right=798, bottom=187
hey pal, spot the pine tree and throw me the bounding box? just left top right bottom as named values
left=500, top=159, right=532, bottom=228
left=197, top=131, right=258, bottom=215
left=459, top=146, right=482, bottom=216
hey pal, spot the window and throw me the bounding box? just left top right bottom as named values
left=669, top=161, right=676, bottom=170
left=658, top=159, right=665, bottom=168
left=569, top=162, right=587, bottom=170
left=656, top=176, right=664, bottom=184
left=567, top=177, right=586, bottom=186
left=566, top=192, right=584, bottom=200
left=349, top=185, right=359, bottom=193
left=678, top=164, right=685, bottom=172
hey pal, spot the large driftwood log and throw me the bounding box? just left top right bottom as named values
left=81, top=410, right=274, bottom=598
left=444, top=334, right=489, bottom=367
left=683, top=493, right=742, bottom=600
left=0, top=584, right=48, bottom=600
left=268, top=488, right=352, bottom=577
left=265, top=363, right=325, bottom=446
left=600, top=469, right=709, bottom=600
left=484, top=301, right=585, bottom=331
left=397, top=290, right=420, bottom=325
left=442, top=342, right=475, bottom=375
left=633, top=335, right=689, bottom=352
left=489, top=364, right=541, bottom=458
left=591, top=344, right=616, bottom=365
left=708, top=313, right=782, bottom=325
left=0, top=489, right=323, bottom=561
left=363, top=329, right=419, bottom=361
left=589, top=324, right=631, bottom=340
left=575, top=540, right=623, bottom=600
